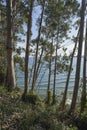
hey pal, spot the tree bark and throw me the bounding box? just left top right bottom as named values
left=31, top=0, right=45, bottom=91
left=61, top=30, right=79, bottom=110
left=47, top=38, right=53, bottom=104
left=34, top=45, right=44, bottom=83
left=52, top=31, right=59, bottom=104
left=69, top=0, right=85, bottom=113
left=6, top=0, right=16, bottom=91
left=80, top=19, right=87, bottom=113
left=24, top=0, right=34, bottom=95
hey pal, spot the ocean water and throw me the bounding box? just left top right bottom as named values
left=16, top=56, right=84, bottom=97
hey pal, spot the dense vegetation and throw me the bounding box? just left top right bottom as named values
left=1, top=86, right=87, bottom=130
left=0, top=0, right=87, bottom=129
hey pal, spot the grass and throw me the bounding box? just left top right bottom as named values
left=0, top=86, right=85, bottom=130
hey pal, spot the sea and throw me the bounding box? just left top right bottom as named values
left=16, top=56, right=85, bottom=99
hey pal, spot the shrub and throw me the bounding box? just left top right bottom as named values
left=45, top=90, right=53, bottom=105
left=22, top=91, right=42, bottom=104
left=75, top=112, right=87, bottom=130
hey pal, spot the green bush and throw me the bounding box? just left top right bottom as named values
left=22, top=91, right=42, bottom=104
left=45, top=90, right=53, bottom=105
left=0, top=86, right=8, bottom=94
left=18, top=109, right=40, bottom=130
left=76, top=112, right=87, bottom=130
left=0, top=72, right=5, bottom=85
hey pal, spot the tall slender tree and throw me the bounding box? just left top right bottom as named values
left=6, top=0, right=16, bottom=90
left=69, top=0, right=85, bottom=113
left=0, top=1, right=7, bottom=85
left=46, top=38, right=53, bottom=104
left=61, top=30, right=79, bottom=110
left=24, top=0, right=34, bottom=96
left=80, top=19, right=87, bottom=113
left=31, top=0, right=45, bottom=91
left=40, top=0, right=79, bottom=104
left=52, top=30, right=59, bottom=104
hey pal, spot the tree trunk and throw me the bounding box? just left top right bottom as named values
left=69, top=0, right=85, bottom=113
left=6, top=0, right=16, bottom=91
left=24, top=0, right=34, bottom=96
left=31, top=0, right=45, bottom=91
left=52, top=31, right=59, bottom=104
left=80, top=19, right=87, bottom=113
left=34, top=45, right=44, bottom=83
left=47, top=38, right=53, bottom=104
left=61, top=30, right=79, bottom=110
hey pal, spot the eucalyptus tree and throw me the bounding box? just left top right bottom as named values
left=0, top=0, right=6, bottom=42
left=28, top=35, right=49, bottom=90
left=30, top=37, right=45, bottom=84
left=80, top=19, right=87, bottom=113
left=0, top=1, right=7, bottom=85
left=6, top=0, right=16, bottom=90
left=31, top=0, right=45, bottom=91
left=22, top=0, right=34, bottom=97
left=61, top=31, right=79, bottom=110
left=46, top=38, right=53, bottom=104
left=44, top=0, right=79, bottom=104
left=69, top=0, right=86, bottom=113
left=5, top=0, right=27, bottom=90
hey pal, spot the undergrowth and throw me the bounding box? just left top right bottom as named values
left=0, top=86, right=86, bottom=130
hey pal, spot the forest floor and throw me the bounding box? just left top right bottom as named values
left=0, top=86, right=87, bottom=130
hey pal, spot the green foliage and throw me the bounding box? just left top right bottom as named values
left=0, top=86, right=8, bottom=94
left=22, top=90, right=42, bottom=104
left=45, top=90, right=53, bottom=105
left=0, top=72, right=5, bottom=85
left=19, top=105, right=65, bottom=130
left=14, top=55, right=24, bottom=71
left=0, top=44, right=7, bottom=85
left=0, top=0, right=84, bottom=129
left=73, top=111, right=87, bottom=130
left=0, top=88, right=83, bottom=130
left=66, top=127, right=78, bottom=130
left=18, top=109, right=40, bottom=130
